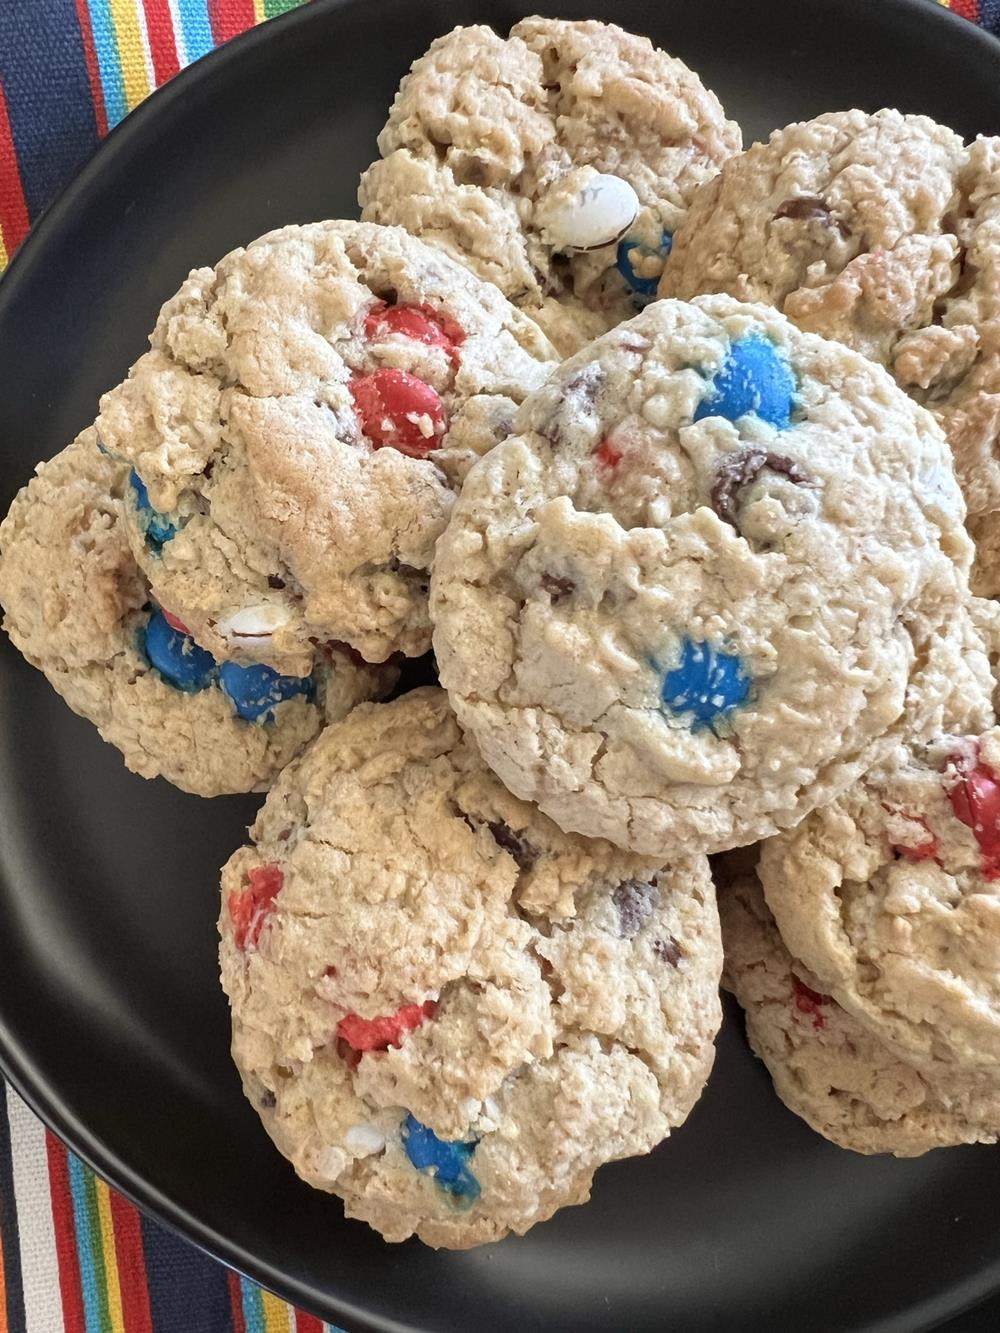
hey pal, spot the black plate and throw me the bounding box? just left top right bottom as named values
left=2, top=2, right=1000, bottom=1330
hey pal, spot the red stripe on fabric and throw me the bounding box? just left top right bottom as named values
left=142, top=0, right=181, bottom=86
left=0, top=81, right=29, bottom=255
left=227, top=1268, right=247, bottom=1333
left=44, top=1132, right=87, bottom=1333
left=295, top=1311, right=325, bottom=1333
left=72, top=0, right=108, bottom=137
left=209, top=0, right=257, bottom=44
left=0, top=1227, right=9, bottom=1333
left=109, top=1190, right=154, bottom=1333
left=951, top=0, right=981, bottom=16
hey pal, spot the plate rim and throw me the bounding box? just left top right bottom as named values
left=2, top=0, right=1000, bottom=1328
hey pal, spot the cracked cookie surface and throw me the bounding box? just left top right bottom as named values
left=721, top=875, right=999, bottom=1156
left=219, top=688, right=722, bottom=1248
left=431, top=295, right=974, bottom=858
left=0, top=431, right=393, bottom=796
left=96, top=220, right=557, bottom=673
left=662, top=111, right=1000, bottom=537
left=359, top=19, right=740, bottom=356
left=758, top=695, right=1000, bottom=1076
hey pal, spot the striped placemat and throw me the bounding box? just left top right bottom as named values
left=1, top=1083, right=342, bottom=1333
left=0, top=0, right=304, bottom=269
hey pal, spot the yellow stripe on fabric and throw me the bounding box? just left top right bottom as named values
left=261, top=1288, right=294, bottom=1332
left=0, top=228, right=8, bottom=271
left=254, top=0, right=268, bottom=22
left=109, top=0, right=152, bottom=110
left=94, top=1177, right=127, bottom=1333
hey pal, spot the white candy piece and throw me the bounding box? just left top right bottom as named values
left=217, top=604, right=291, bottom=642
left=541, top=172, right=640, bottom=253
left=343, top=1123, right=386, bottom=1157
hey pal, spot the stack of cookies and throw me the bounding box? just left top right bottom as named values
left=2, top=17, right=1000, bottom=1250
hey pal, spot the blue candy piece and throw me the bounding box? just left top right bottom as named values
left=142, top=610, right=216, bottom=693
left=129, top=470, right=177, bottom=554
left=616, top=229, right=673, bottom=299
left=661, top=638, right=751, bottom=732
left=693, top=335, right=796, bottom=429
left=218, top=660, right=313, bottom=723
left=401, top=1113, right=480, bottom=1205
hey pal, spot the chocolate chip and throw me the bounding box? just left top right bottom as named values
left=456, top=156, right=489, bottom=187
left=612, top=879, right=659, bottom=938
left=653, top=936, right=683, bottom=967
left=565, top=365, right=606, bottom=405
left=487, top=821, right=539, bottom=874
left=542, top=365, right=606, bottom=445
left=775, top=196, right=849, bottom=238
left=541, top=572, right=575, bottom=601
left=711, top=447, right=810, bottom=530
left=259, top=1089, right=277, bottom=1109
left=268, top=574, right=286, bottom=590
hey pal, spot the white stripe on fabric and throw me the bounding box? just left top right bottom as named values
left=166, top=0, right=189, bottom=67
left=5, top=1087, right=65, bottom=1333
left=133, top=0, right=157, bottom=93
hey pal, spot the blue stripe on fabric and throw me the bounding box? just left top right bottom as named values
left=0, top=0, right=100, bottom=218
left=175, top=0, right=216, bottom=64
left=240, top=1276, right=266, bottom=1333
left=0, top=1087, right=28, bottom=1333
left=983, top=0, right=1000, bottom=35
left=139, top=1207, right=236, bottom=1332
left=85, top=0, right=129, bottom=130
left=67, top=1153, right=103, bottom=1333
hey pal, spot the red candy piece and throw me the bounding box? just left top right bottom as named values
left=336, top=1000, right=436, bottom=1054
left=792, top=975, right=830, bottom=1030
left=350, top=370, right=446, bottom=456
left=594, top=437, right=623, bottom=471
left=228, top=864, right=284, bottom=952
left=364, top=302, right=465, bottom=367
left=946, top=751, right=1000, bottom=879
left=161, top=608, right=192, bottom=636
left=884, top=807, right=941, bottom=863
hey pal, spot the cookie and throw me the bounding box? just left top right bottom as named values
left=721, top=875, right=999, bottom=1156
left=431, top=295, right=973, bottom=858
left=757, top=706, right=1000, bottom=1075
left=219, top=688, right=722, bottom=1248
left=0, top=431, right=394, bottom=796
left=96, top=220, right=557, bottom=675
left=970, top=511, right=1000, bottom=598
left=662, top=112, right=1000, bottom=525
left=359, top=19, right=740, bottom=356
